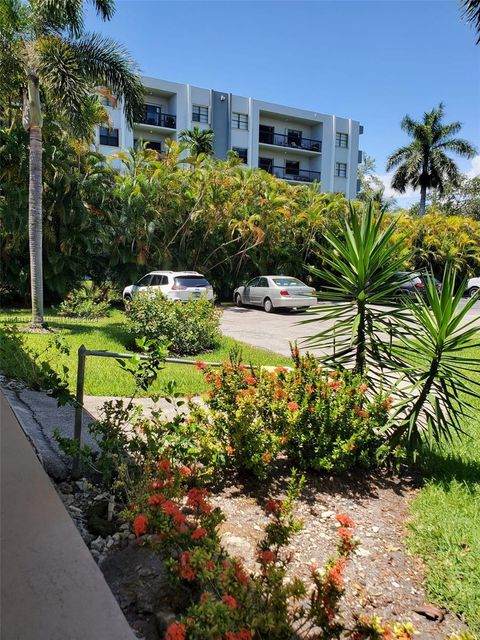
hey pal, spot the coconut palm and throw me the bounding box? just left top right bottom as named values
left=0, top=0, right=143, bottom=326
left=179, top=126, right=215, bottom=157
left=386, top=104, right=476, bottom=217
left=461, top=0, right=480, bottom=43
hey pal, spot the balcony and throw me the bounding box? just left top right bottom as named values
left=259, top=130, right=321, bottom=152
left=137, top=104, right=176, bottom=129
left=262, top=165, right=321, bottom=183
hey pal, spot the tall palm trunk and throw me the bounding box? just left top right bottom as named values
left=419, top=184, right=427, bottom=217
left=27, top=75, right=45, bottom=326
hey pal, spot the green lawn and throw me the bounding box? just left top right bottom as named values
left=0, top=308, right=291, bottom=396
left=406, top=345, right=480, bottom=634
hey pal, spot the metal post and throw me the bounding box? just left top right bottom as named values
left=72, top=344, right=86, bottom=479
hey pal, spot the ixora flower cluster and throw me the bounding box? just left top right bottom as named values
left=191, top=347, right=394, bottom=479
left=128, top=463, right=416, bottom=640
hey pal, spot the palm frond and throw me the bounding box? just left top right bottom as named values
left=63, top=32, right=143, bottom=126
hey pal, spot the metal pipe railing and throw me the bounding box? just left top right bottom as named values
left=71, top=345, right=290, bottom=478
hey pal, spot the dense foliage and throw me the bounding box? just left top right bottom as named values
left=2, top=128, right=478, bottom=306
left=127, top=292, right=221, bottom=356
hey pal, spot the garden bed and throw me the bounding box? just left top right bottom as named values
left=55, top=466, right=466, bottom=640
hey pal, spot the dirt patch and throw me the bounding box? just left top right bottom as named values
left=208, top=467, right=465, bottom=639
left=55, top=468, right=467, bottom=639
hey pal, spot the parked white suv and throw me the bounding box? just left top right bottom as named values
left=467, top=276, right=480, bottom=298
left=123, top=271, right=214, bottom=304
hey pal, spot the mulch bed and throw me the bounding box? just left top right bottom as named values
left=56, top=465, right=467, bottom=639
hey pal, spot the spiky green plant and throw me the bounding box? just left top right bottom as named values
left=387, top=264, right=480, bottom=453
left=304, top=201, right=409, bottom=384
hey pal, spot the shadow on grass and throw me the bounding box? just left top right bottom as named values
left=0, top=327, right=52, bottom=389
left=416, top=446, right=480, bottom=488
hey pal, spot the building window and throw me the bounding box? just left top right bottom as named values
left=99, top=127, right=119, bottom=147
left=232, top=147, right=248, bottom=163
left=285, top=160, right=300, bottom=176
left=192, top=105, right=208, bottom=123
left=259, top=157, right=273, bottom=173
left=287, top=129, right=302, bottom=147
left=336, top=132, right=348, bottom=148
left=232, top=113, right=248, bottom=130
left=335, top=162, right=347, bottom=177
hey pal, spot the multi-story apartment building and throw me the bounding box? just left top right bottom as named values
left=97, top=76, right=364, bottom=198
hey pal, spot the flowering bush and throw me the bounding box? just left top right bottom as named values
left=126, top=465, right=415, bottom=640
left=193, top=347, right=392, bottom=478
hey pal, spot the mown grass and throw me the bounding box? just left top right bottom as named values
left=406, top=344, right=480, bottom=634
left=0, top=308, right=291, bottom=396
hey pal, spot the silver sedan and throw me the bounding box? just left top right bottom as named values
left=234, top=276, right=316, bottom=313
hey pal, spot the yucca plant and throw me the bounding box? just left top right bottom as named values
left=304, top=201, right=410, bottom=385
left=387, top=264, right=480, bottom=453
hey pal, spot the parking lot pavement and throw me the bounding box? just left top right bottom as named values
left=220, top=305, right=330, bottom=357
left=220, top=299, right=480, bottom=359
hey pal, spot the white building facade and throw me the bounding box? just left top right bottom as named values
left=97, top=76, right=364, bottom=198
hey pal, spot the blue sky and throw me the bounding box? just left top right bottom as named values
left=86, top=0, right=480, bottom=204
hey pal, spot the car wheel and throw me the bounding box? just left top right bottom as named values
left=263, top=297, right=274, bottom=313
left=469, top=286, right=479, bottom=298
left=124, top=295, right=132, bottom=309
left=235, top=293, right=243, bottom=307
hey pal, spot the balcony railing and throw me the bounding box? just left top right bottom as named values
left=137, top=104, right=176, bottom=129
left=261, top=165, right=321, bottom=183
left=259, top=130, right=322, bottom=152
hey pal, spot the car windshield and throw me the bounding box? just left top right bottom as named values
left=174, top=276, right=210, bottom=287
left=272, top=277, right=306, bottom=287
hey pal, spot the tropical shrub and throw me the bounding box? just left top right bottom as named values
left=124, top=465, right=416, bottom=640
left=127, top=291, right=221, bottom=356
left=58, top=283, right=112, bottom=319
left=195, top=347, right=391, bottom=478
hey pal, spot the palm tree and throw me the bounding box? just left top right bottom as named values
left=386, top=104, right=476, bottom=217
left=0, top=0, right=143, bottom=326
left=461, top=0, right=480, bottom=43
left=179, top=126, right=215, bottom=157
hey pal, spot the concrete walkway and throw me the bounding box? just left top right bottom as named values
left=0, top=391, right=136, bottom=640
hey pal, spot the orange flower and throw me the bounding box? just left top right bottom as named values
left=158, top=459, right=171, bottom=472
left=354, top=405, right=368, bottom=418
left=262, top=452, right=272, bottom=463
left=165, top=622, right=186, bottom=640
left=191, top=527, right=207, bottom=540
left=336, top=513, right=355, bottom=527
left=243, top=376, right=257, bottom=385
left=328, top=379, right=341, bottom=391
left=195, top=360, right=206, bottom=370
left=179, top=465, right=192, bottom=477
left=383, top=396, right=394, bottom=409
left=274, top=388, right=287, bottom=400
left=233, top=560, right=250, bottom=585
left=150, top=479, right=164, bottom=490
left=258, top=549, right=276, bottom=564
left=359, top=383, right=369, bottom=392
left=327, top=556, right=347, bottom=589
left=222, top=594, right=238, bottom=609
left=306, top=384, right=314, bottom=393
left=226, top=445, right=235, bottom=456
left=148, top=493, right=165, bottom=507
left=133, top=514, right=149, bottom=537
left=287, top=401, right=299, bottom=411
left=265, top=499, right=283, bottom=514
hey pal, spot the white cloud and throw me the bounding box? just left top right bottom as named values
left=466, top=155, right=480, bottom=178
left=373, top=173, right=416, bottom=199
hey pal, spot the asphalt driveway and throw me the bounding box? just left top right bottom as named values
left=220, top=299, right=480, bottom=358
